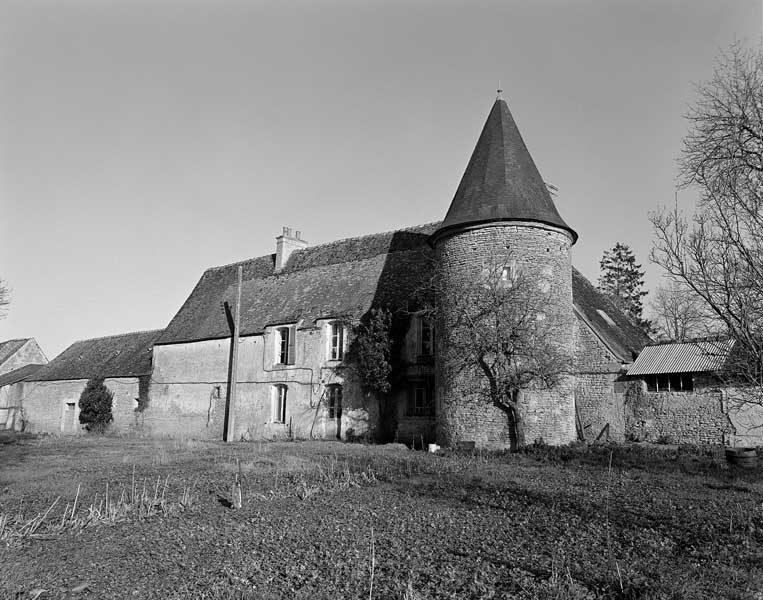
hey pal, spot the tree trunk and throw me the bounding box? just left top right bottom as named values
left=509, top=389, right=526, bottom=452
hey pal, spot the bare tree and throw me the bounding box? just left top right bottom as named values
left=429, top=253, right=571, bottom=449
left=650, top=42, right=763, bottom=399
left=648, top=281, right=716, bottom=342
left=0, top=278, right=9, bottom=319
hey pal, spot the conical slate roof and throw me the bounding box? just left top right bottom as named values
left=432, top=98, right=577, bottom=244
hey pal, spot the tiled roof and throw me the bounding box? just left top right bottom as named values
left=157, top=224, right=438, bottom=345
left=158, top=222, right=648, bottom=365
left=29, top=330, right=164, bottom=381
left=432, top=99, right=577, bottom=244
left=0, top=339, right=30, bottom=368
left=572, top=269, right=652, bottom=363
left=627, top=339, right=735, bottom=376
left=0, top=363, right=45, bottom=387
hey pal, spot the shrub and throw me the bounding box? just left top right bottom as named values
left=78, top=378, right=114, bottom=433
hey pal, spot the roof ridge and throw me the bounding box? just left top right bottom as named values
left=301, top=222, right=442, bottom=251
left=203, top=222, right=442, bottom=274
left=68, top=329, right=165, bottom=345
left=204, top=253, right=275, bottom=274
left=0, top=338, right=31, bottom=344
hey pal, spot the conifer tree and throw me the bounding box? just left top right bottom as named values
left=597, top=243, right=649, bottom=329
left=78, top=377, right=114, bottom=433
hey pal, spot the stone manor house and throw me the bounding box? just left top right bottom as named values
left=11, top=96, right=758, bottom=447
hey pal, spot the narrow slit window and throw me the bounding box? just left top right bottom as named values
left=272, top=385, right=287, bottom=423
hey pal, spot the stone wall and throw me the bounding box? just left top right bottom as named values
left=0, top=339, right=48, bottom=376
left=0, top=382, right=23, bottom=429
left=146, top=321, right=378, bottom=441
left=21, top=377, right=142, bottom=434
left=573, top=315, right=625, bottom=442
left=723, top=390, right=763, bottom=447
left=434, top=221, right=576, bottom=448
left=624, top=380, right=732, bottom=445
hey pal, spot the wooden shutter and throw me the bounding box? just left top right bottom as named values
left=287, top=325, right=296, bottom=365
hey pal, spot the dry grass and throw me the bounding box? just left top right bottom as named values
left=1, top=434, right=762, bottom=599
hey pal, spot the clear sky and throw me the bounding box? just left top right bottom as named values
left=1, top=0, right=762, bottom=359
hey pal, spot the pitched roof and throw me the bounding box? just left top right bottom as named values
left=572, top=268, right=652, bottom=363
left=158, top=224, right=439, bottom=345
left=0, top=363, right=45, bottom=387
left=431, top=98, right=577, bottom=244
left=159, top=221, right=648, bottom=365
left=0, top=339, right=31, bottom=368
left=29, top=330, right=164, bottom=381
left=627, top=339, right=736, bottom=376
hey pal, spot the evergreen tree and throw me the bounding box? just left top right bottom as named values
left=78, top=377, right=114, bottom=433
left=598, top=243, right=649, bottom=329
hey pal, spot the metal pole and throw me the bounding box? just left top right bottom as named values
left=224, top=266, right=243, bottom=442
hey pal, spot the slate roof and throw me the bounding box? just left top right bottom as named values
left=572, top=268, right=652, bottom=363
left=0, top=363, right=45, bottom=387
left=29, top=330, right=164, bottom=382
left=0, top=339, right=31, bottom=368
left=432, top=98, right=577, bottom=244
left=158, top=221, right=648, bottom=364
left=627, top=339, right=736, bottom=376
left=158, top=224, right=439, bottom=345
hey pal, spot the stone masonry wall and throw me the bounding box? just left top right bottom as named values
left=573, top=316, right=625, bottom=442
left=146, top=322, right=378, bottom=441
left=21, top=377, right=141, bottom=434
left=434, top=222, right=576, bottom=448
left=624, top=381, right=732, bottom=445
left=0, top=340, right=48, bottom=376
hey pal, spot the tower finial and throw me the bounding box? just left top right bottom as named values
left=497, top=80, right=503, bottom=100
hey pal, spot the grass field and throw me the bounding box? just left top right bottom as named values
left=1, top=434, right=762, bottom=599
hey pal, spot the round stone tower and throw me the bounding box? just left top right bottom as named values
left=430, top=95, right=578, bottom=448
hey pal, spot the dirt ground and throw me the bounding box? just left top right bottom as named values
left=1, top=434, right=762, bottom=599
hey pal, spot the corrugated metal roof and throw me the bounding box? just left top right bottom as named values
left=627, top=339, right=735, bottom=376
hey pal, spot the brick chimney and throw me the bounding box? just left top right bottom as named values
left=275, top=227, right=307, bottom=271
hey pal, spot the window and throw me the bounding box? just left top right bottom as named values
left=419, top=317, right=434, bottom=357
left=327, top=384, right=343, bottom=419
left=272, top=385, right=287, bottom=423
left=275, top=326, right=294, bottom=365
left=645, top=373, right=693, bottom=392
left=408, top=379, right=435, bottom=417
left=330, top=322, right=345, bottom=361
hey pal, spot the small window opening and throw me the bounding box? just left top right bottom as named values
left=272, top=385, right=287, bottom=423
left=596, top=309, right=616, bottom=327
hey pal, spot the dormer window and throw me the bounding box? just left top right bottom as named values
left=329, top=321, right=345, bottom=361
left=275, top=326, right=295, bottom=365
